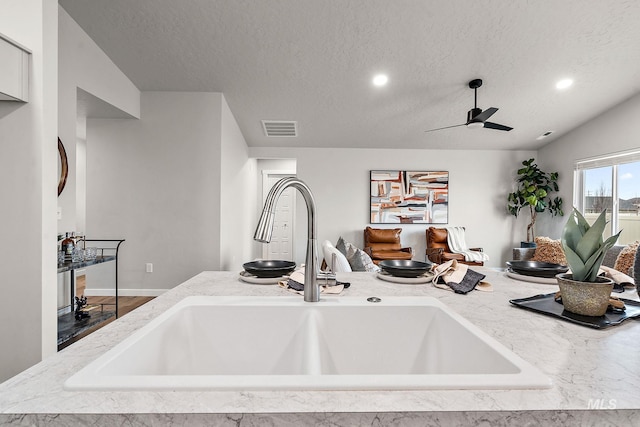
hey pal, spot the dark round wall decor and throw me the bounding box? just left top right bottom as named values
left=58, top=137, right=68, bottom=196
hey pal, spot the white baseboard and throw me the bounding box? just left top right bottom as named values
left=83, top=288, right=167, bottom=297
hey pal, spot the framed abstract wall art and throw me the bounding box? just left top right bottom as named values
left=370, top=170, right=449, bottom=224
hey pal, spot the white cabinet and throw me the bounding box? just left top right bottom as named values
left=0, top=34, right=30, bottom=102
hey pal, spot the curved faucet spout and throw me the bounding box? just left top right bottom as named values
left=254, top=177, right=320, bottom=302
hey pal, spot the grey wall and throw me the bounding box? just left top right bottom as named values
left=250, top=147, right=537, bottom=267
left=0, top=0, right=58, bottom=381
left=59, top=10, right=256, bottom=296
left=86, top=92, right=226, bottom=292
left=58, top=6, right=140, bottom=233
left=220, top=96, right=257, bottom=271
left=537, top=92, right=640, bottom=239
left=57, top=7, right=141, bottom=304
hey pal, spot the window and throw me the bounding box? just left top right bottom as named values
left=575, top=150, right=640, bottom=245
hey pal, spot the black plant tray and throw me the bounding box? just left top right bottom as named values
left=510, top=293, right=640, bottom=329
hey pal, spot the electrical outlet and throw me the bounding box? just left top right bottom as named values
left=146, top=263, right=153, bottom=273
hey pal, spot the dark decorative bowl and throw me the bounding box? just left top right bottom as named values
left=506, top=260, right=569, bottom=278
left=379, top=260, right=433, bottom=278
left=243, top=260, right=296, bottom=278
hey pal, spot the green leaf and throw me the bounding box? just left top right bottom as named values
left=575, top=221, right=606, bottom=261
left=604, top=232, right=622, bottom=248
left=582, top=251, right=606, bottom=282
left=554, top=197, right=563, bottom=207
left=561, top=210, right=583, bottom=251
left=574, top=209, right=591, bottom=234
left=509, top=158, right=563, bottom=239
left=563, top=244, right=587, bottom=280
left=562, top=209, right=621, bottom=281
left=575, top=211, right=607, bottom=259
left=508, top=205, right=519, bottom=216
left=581, top=233, right=619, bottom=281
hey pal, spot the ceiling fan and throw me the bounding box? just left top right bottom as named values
left=425, top=79, right=513, bottom=132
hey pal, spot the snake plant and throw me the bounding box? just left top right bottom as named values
left=561, top=209, right=620, bottom=282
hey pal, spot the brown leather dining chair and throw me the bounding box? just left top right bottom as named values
left=426, top=227, right=484, bottom=266
left=363, top=227, right=413, bottom=265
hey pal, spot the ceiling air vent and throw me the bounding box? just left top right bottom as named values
left=261, top=120, right=298, bottom=137
left=536, top=131, right=554, bottom=140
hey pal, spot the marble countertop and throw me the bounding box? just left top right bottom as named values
left=0, top=269, right=638, bottom=426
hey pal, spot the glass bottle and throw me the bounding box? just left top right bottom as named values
left=61, top=232, right=75, bottom=257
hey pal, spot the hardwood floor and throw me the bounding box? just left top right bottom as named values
left=76, top=275, right=154, bottom=316
left=58, top=275, right=154, bottom=350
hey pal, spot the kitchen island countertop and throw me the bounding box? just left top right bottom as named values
left=0, top=269, right=638, bottom=426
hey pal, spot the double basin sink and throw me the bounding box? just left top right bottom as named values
left=64, top=295, right=551, bottom=391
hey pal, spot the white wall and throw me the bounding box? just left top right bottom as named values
left=75, top=115, right=86, bottom=232
left=57, top=7, right=141, bottom=305
left=256, top=159, right=297, bottom=172
left=0, top=0, right=58, bottom=381
left=59, top=11, right=256, bottom=291
left=58, top=7, right=140, bottom=233
left=86, top=92, right=224, bottom=293
left=249, top=147, right=537, bottom=268
left=58, top=8, right=139, bottom=120
left=537, top=92, right=640, bottom=239
left=220, top=95, right=255, bottom=271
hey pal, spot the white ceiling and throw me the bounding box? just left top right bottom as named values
left=58, top=0, right=640, bottom=151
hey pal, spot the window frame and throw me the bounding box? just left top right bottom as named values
left=574, top=149, right=640, bottom=238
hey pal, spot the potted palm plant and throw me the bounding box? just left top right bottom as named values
left=556, top=209, right=621, bottom=316
left=507, top=158, right=563, bottom=247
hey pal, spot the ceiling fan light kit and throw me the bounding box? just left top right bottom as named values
left=426, top=78, right=513, bottom=133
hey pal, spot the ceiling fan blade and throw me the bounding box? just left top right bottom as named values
left=483, top=121, right=513, bottom=131
left=473, top=107, right=498, bottom=122
left=424, top=123, right=466, bottom=133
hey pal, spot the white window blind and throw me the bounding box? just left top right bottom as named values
left=575, top=149, right=640, bottom=170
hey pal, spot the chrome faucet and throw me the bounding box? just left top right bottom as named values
left=254, top=177, right=334, bottom=302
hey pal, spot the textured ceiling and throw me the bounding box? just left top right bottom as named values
left=58, top=0, right=640, bottom=150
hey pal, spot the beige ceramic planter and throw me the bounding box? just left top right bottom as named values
left=555, top=273, right=614, bottom=317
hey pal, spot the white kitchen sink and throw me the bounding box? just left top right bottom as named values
left=64, top=296, right=551, bottom=391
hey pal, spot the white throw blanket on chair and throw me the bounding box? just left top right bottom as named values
left=446, top=227, right=489, bottom=263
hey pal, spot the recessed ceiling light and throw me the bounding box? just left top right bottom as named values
left=372, top=74, right=388, bottom=87
left=556, top=78, right=573, bottom=90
